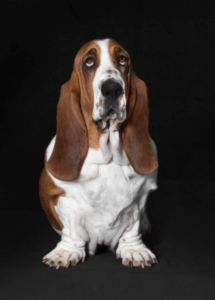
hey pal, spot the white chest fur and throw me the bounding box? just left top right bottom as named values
left=46, top=123, right=157, bottom=254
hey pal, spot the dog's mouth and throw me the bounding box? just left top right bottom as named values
left=93, top=107, right=125, bottom=131
left=103, top=107, right=117, bottom=119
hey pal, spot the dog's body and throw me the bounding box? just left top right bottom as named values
left=39, top=38, right=159, bottom=268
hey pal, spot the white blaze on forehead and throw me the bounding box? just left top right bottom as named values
left=95, top=39, right=114, bottom=73
left=93, top=39, right=122, bottom=88
left=92, top=39, right=126, bottom=121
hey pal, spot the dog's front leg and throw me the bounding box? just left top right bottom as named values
left=116, top=217, right=158, bottom=268
left=43, top=196, right=87, bottom=269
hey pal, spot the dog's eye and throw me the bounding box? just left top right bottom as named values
left=85, top=57, right=94, bottom=68
left=118, top=55, right=127, bottom=66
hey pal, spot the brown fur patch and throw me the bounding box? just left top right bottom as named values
left=39, top=168, right=64, bottom=231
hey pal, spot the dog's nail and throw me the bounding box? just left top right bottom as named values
left=49, top=261, right=54, bottom=267
left=56, top=262, right=61, bottom=270
left=71, top=259, right=77, bottom=266
left=147, top=260, right=152, bottom=267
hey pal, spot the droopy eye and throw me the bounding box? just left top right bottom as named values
left=118, top=55, right=127, bottom=66
left=85, top=57, right=94, bottom=68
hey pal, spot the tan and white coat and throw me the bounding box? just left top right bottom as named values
left=39, top=38, right=159, bottom=269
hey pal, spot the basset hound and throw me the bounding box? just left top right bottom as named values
left=39, top=38, right=159, bottom=269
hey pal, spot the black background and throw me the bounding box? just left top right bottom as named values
left=1, top=1, right=215, bottom=299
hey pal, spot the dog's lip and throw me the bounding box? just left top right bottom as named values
left=101, top=107, right=117, bottom=119
left=93, top=106, right=125, bottom=125
left=106, top=108, right=116, bottom=118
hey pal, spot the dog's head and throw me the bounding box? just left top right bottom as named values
left=71, top=38, right=132, bottom=130
left=46, top=38, right=158, bottom=181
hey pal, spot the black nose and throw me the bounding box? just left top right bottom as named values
left=101, top=80, right=122, bottom=102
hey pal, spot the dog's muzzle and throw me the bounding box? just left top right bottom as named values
left=93, top=79, right=126, bottom=130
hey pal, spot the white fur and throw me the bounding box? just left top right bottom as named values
left=44, top=123, right=157, bottom=267
left=43, top=40, right=158, bottom=268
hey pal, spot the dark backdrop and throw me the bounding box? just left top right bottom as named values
left=1, top=1, right=215, bottom=300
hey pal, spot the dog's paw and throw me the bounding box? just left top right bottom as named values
left=42, top=249, right=85, bottom=269
left=116, top=247, right=158, bottom=268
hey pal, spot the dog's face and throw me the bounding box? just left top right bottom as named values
left=74, top=39, right=131, bottom=130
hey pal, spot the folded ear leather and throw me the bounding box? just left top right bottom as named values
left=46, top=71, right=88, bottom=181
left=121, top=74, right=158, bottom=175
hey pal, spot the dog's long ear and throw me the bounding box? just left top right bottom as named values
left=121, top=73, right=158, bottom=175
left=46, top=70, right=88, bottom=181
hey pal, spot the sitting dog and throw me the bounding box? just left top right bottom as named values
left=39, top=38, right=159, bottom=269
